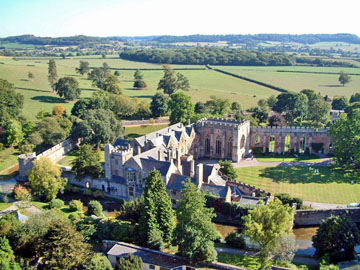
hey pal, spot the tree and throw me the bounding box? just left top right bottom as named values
left=72, top=144, right=103, bottom=178
left=243, top=199, right=295, bottom=269
left=269, top=113, right=286, bottom=127
left=133, top=79, right=147, bottom=89
left=157, top=65, right=190, bottom=95
left=0, top=237, right=21, bottom=270
left=85, top=253, right=113, bottom=270
left=103, top=74, right=122, bottom=94
left=112, top=95, right=137, bottom=118
left=28, top=157, right=67, bottom=201
left=150, top=92, right=169, bottom=117
left=55, top=77, right=81, bottom=101
left=267, top=95, right=277, bottom=110
left=71, top=99, right=91, bottom=119
left=219, top=160, right=237, bottom=180
left=307, top=98, right=331, bottom=125
left=173, top=179, right=218, bottom=263
left=332, top=96, right=349, bottom=110
left=135, top=101, right=151, bottom=118
left=313, top=215, right=360, bottom=262
left=88, top=63, right=110, bottom=90
left=5, top=120, right=24, bottom=147
left=0, top=79, right=24, bottom=125
left=76, top=61, right=90, bottom=75
left=273, top=233, right=296, bottom=263
left=72, top=109, right=123, bottom=146
left=349, top=93, right=360, bottom=103
left=252, top=106, right=269, bottom=125
left=195, top=101, right=208, bottom=114
left=117, top=254, right=143, bottom=270
left=168, top=92, right=194, bottom=124
left=87, top=200, right=103, bottom=217
left=133, top=70, right=147, bottom=89
left=0, top=212, right=20, bottom=237
left=48, top=59, right=58, bottom=93
left=231, top=101, right=242, bottom=113
left=27, top=71, right=34, bottom=80
left=329, top=109, right=360, bottom=169
left=205, top=96, right=230, bottom=115
left=52, top=104, right=67, bottom=116
left=338, top=71, right=351, bottom=86
left=139, top=170, right=174, bottom=248
left=37, top=116, right=68, bottom=145
left=133, top=69, right=143, bottom=80
left=14, top=185, right=32, bottom=204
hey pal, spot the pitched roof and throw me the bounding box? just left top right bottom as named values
left=167, top=174, right=196, bottom=191
left=201, top=184, right=228, bottom=198
left=140, top=158, right=172, bottom=176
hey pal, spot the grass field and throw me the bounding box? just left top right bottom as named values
left=0, top=56, right=279, bottom=120
left=31, top=201, right=83, bottom=217
left=217, top=65, right=360, bottom=97
left=0, top=148, right=20, bottom=172
left=255, top=155, right=322, bottom=163
left=236, top=166, right=360, bottom=204
left=0, top=202, right=13, bottom=211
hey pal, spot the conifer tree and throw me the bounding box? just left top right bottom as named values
left=138, top=169, right=174, bottom=249
left=48, top=59, right=58, bottom=93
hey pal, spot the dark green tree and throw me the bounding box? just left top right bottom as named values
left=168, top=92, right=194, bottom=124
left=219, top=160, right=237, bottom=180
left=88, top=63, right=111, bottom=90
left=87, top=200, right=103, bottom=217
left=0, top=79, right=24, bottom=125
left=71, top=99, right=91, bottom=119
left=117, top=254, right=143, bottom=270
left=150, top=92, right=169, bottom=117
left=103, top=74, right=122, bottom=94
left=332, top=96, right=349, bottom=110
left=205, top=96, right=230, bottom=115
left=349, top=93, right=360, bottom=103
left=157, top=65, right=190, bottom=95
left=71, top=145, right=103, bottom=178
left=37, top=116, right=68, bottom=145
left=27, top=71, right=34, bottom=80
left=173, top=179, right=218, bottom=263
left=139, top=170, right=174, bottom=248
left=112, top=95, right=137, bottom=118
left=85, top=253, right=113, bottom=270
left=338, top=71, right=351, bottom=86
left=76, top=61, right=90, bottom=75
left=195, top=101, right=208, bottom=114
left=252, top=106, right=269, bottom=125
left=73, top=109, right=123, bottom=146
left=267, top=95, right=277, bottom=110
left=55, top=77, right=81, bottom=101
left=0, top=237, right=21, bottom=270
left=48, top=59, right=58, bottom=93
left=133, top=69, right=143, bottom=80
left=313, top=215, right=360, bottom=262
left=133, top=70, right=147, bottom=89
left=231, top=101, right=242, bottom=113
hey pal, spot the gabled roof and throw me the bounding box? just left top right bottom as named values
left=140, top=158, right=172, bottom=176
left=167, top=174, right=196, bottom=191
left=201, top=184, right=228, bottom=198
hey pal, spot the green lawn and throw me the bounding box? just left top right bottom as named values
left=236, top=166, right=360, bottom=204
left=0, top=147, right=20, bottom=172
left=124, top=124, right=169, bottom=140
left=255, top=155, right=323, bottom=163
left=0, top=202, right=13, bottom=211
left=57, top=149, right=104, bottom=167
left=31, top=201, right=83, bottom=217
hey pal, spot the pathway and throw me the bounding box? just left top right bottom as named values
left=0, top=202, right=43, bottom=218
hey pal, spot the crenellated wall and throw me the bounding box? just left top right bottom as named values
left=294, top=208, right=360, bottom=226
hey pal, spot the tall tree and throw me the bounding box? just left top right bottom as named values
left=349, top=93, right=360, bottom=103
left=103, top=74, right=122, bottom=94
left=0, top=237, right=21, bottom=270
left=117, top=254, right=143, bottom=270
left=219, top=160, right=237, bottom=180
left=133, top=70, right=147, bottom=89
left=37, top=116, right=69, bottom=145
left=168, top=92, right=194, bottom=124
left=157, top=65, right=190, bottom=95
left=71, top=99, right=91, bottom=119
left=307, top=97, right=331, bottom=125
left=88, top=63, right=111, bottom=90
left=71, top=144, right=103, bottom=178
left=243, top=199, right=295, bottom=270
left=139, top=169, right=174, bottom=248
left=48, top=59, right=58, bottom=93
left=85, top=253, right=113, bottom=270
left=173, top=179, right=218, bottom=263
left=55, top=77, right=81, bottom=101
left=5, top=120, right=24, bottom=147
left=0, top=79, right=24, bottom=125
left=76, top=61, right=90, bottom=75
left=332, top=96, right=349, bottom=110
left=338, top=71, right=351, bottom=86
left=150, top=92, right=169, bottom=117
left=313, top=215, right=360, bottom=262
left=205, top=96, right=230, bottom=115
left=28, top=157, right=67, bottom=201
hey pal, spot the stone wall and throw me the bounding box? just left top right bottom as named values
left=294, top=208, right=360, bottom=226
left=227, top=180, right=269, bottom=197
left=18, top=138, right=78, bottom=179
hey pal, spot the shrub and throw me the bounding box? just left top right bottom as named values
left=109, top=220, right=137, bottom=243
left=64, top=183, right=73, bottom=192
left=83, top=189, right=92, bottom=196
left=275, top=193, right=303, bottom=209
left=53, top=105, right=66, bottom=116
left=225, top=232, right=246, bottom=249
left=69, top=199, right=83, bottom=212
left=93, top=190, right=105, bottom=199
left=14, top=185, right=32, bottom=202
left=71, top=186, right=79, bottom=193
left=49, top=199, right=65, bottom=209
left=87, top=200, right=103, bottom=216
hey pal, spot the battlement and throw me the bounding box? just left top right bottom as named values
left=197, top=117, right=250, bottom=129
left=250, top=126, right=329, bottom=133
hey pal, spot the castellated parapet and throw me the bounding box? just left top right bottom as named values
left=105, top=144, right=134, bottom=179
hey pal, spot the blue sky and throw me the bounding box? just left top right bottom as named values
left=1, top=0, right=359, bottom=37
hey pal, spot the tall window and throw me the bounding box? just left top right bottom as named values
left=216, top=136, right=221, bottom=155
left=127, top=168, right=136, bottom=183
left=128, top=187, right=134, bottom=197
left=205, top=136, right=210, bottom=153
left=284, top=135, right=291, bottom=152
left=255, top=135, right=260, bottom=145
left=227, top=137, right=232, bottom=158
left=240, top=135, right=245, bottom=148
left=269, top=135, right=275, bottom=152
left=299, top=137, right=306, bottom=153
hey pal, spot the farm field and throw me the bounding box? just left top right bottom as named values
left=235, top=166, right=360, bottom=204
left=0, top=148, right=20, bottom=172
left=217, top=65, right=360, bottom=97
left=0, top=56, right=278, bottom=120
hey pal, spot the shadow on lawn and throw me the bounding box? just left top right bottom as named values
left=31, top=95, right=65, bottom=103
left=259, top=166, right=358, bottom=184
left=16, top=87, right=50, bottom=93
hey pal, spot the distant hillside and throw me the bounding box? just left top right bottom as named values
left=0, top=35, right=107, bottom=46
left=150, top=33, right=360, bottom=45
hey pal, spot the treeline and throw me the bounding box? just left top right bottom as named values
left=0, top=35, right=107, bottom=46
left=151, top=33, right=360, bottom=45
left=295, top=57, right=357, bottom=68
left=120, top=48, right=295, bottom=66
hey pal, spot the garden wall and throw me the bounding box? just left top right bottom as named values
left=294, top=208, right=360, bottom=226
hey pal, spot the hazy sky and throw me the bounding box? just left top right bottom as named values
left=1, top=0, right=359, bottom=37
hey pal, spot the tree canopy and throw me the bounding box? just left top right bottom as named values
left=157, top=65, right=190, bottom=95
left=71, top=144, right=103, bottom=178
left=338, top=71, right=351, bottom=86
left=168, top=92, right=193, bottom=124
left=55, top=77, right=81, bottom=101
left=0, top=79, right=24, bottom=125
left=48, top=59, right=58, bottom=92
left=150, top=92, right=169, bottom=118
left=76, top=61, right=90, bottom=75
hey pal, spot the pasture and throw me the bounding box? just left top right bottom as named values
left=235, top=166, right=360, bottom=204
left=0, top=56, right=278, bottom=120
left=217, top=65, right=360, bottom=97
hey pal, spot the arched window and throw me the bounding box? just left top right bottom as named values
left=216, top=136, right=222, bottom=155
left=284, top=135, right=291, bottom=152
left=299, top=136, right=306, bottom=153
left=255, top=135, right=260, bottom=145
left=205, top=136, right=210, bottom=153
left=240, top=135, right=246, bottom=149
left=269, top=135, right=275, bottom=152
left=227, top=137, right=233, bottom=158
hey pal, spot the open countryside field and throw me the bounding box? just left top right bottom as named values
left=235, top=166, right=360, bottom=204
left=217, top=65, right=360, bottom=97
left=0, top=56, right=278, bottom=120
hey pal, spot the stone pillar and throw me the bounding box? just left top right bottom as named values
left=263, top=134, right=267, bottom=153
left=104, top=144, right=114, bottom=180
left=308, top=135, right=312, bottom=155
left=278, top=134, right=282, bottom=154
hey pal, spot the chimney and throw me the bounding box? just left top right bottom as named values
left=195, top=163, right=203, bottom=188
left=176, top=149, right=182, bottom=174
left=190, top=160, right=195, bottom=178
left=158, top=149, right=162, bottom=161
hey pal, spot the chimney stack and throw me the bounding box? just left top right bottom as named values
left=176, top=148, right=182, bottom=174
left=190, top=160, right=195, bottom=178
left=195, top=163, right=203, bottom=188
left=158, top=149, right=162, bottom=161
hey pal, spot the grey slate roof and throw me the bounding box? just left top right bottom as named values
left=239, top=195, right=264, bottom=206
left=113, top=139, right=131, bottom=148
left=201, top=184, right=228, bottom=198
left=107, top=242, right=190, bottom=269
left=167, top=174, right=196, bottom=191
left=140, top=158, right=172, bottom=176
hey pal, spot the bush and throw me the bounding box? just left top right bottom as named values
left=93, top=190, right=105, bottom=199
left=64, top=183, right=73, bottom=192
left=275, top=193, right=303, bottom=209
left=87, top=200, right=103, bottom=216
left=225, top=232, right=246, bottom=249
left=14, top=185, right=32, bottom=202
left=110, top=220, right=137, bottom=243
left=71, top=186, right=79, bottom=193
left=69, top=199, right=83, bottom=212
left=49, top=199, right=65, bottom=209
left=83, top=189, right=92, bottom=196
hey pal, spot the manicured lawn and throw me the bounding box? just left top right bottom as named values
left=57, top=149, right=104, bottom=167
left=0, top=202, right=13, bottom=211
left=217, top=253, right=261, bottom=270
left=0, top=147, right=20, bottom=172
left=124, top=124, right=169, bottom=140
left=235, top=166, right=360, bottom=204
left=31, top=201, right=83, bottom=217
left=255, top=155, right=323, bottom=163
